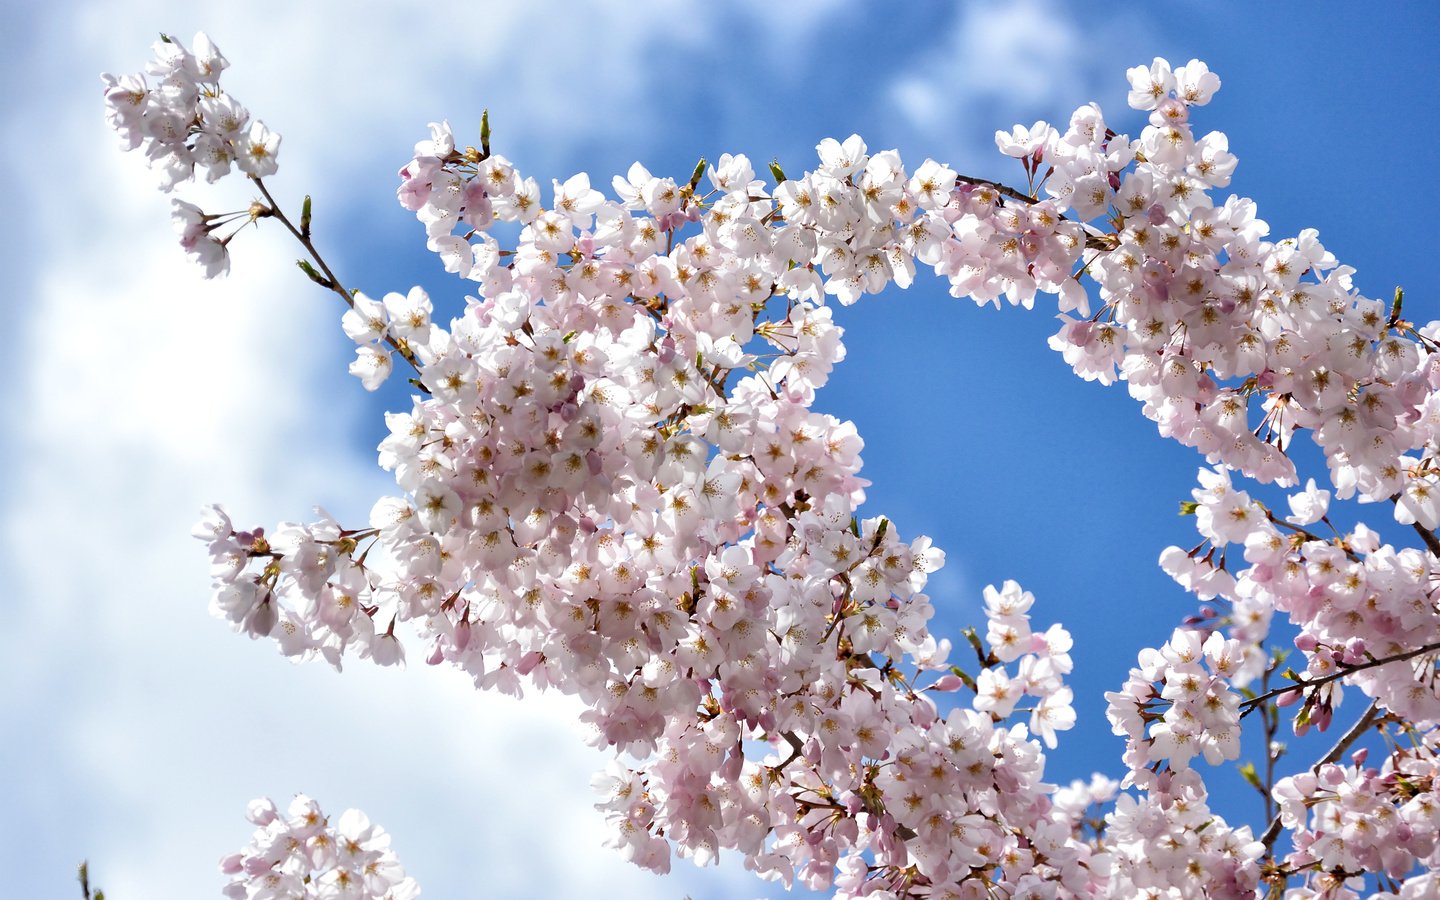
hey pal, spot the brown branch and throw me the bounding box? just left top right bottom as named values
left=251, top=177, right=426, bottom=382
left=772, top=731, right=806, bottom=775
left=1412, top=521, right=1440, bottom=559
left=953, top=173, right=1115, bottom=251
left=1241, top=640, right=1440, bottom=717
left=1260, top=701, right=1382, bottom=853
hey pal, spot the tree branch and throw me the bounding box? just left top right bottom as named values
left=1412, top=521, right=1440, bottom=559
left=953, top=173, right=1115, bottom=252
left=1240, top=641, right=1440, bottom=717
left=251, top=176, right=426, bottom=380
left=1260, top=700, right=1382, bottom=853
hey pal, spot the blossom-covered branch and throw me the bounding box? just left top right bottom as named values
left=107, top=35, right=1440, bottom=898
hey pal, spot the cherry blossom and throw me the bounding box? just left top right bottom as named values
left=107, top=37, right=1440, bottom=897
left=220, top=795, right=419, bottom=900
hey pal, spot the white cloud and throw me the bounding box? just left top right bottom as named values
left=886, top=0, right=1153, bottom=158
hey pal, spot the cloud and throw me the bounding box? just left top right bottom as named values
left=4, top=1, right=811, bottom=897
left=885, top=0, right=1154, bottom=160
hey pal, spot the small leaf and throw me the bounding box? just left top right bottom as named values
left=296, top=259, right=328, bottom=286
left=1238, top=760, right=1263, bottom=792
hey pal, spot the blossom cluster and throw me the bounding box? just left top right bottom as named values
left=108, top=37, right=1440, bottom=897
left=220, top=795, right=418, bottom=900
left=1273, top=735, right=1440, bottom=897
left=1106, top=627, right=1247, bottom=775
left=1163, top=465, right=1440, bottom=734
left=973, top=580, right=1076, bottom=749
left=103, top=33, right=281, bottom=275
left=191, top=104, right=1111, bottom=892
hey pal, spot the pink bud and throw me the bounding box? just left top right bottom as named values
left=1294, top=633, right=1318, bottom=653
left=721, top=748, right=743, bottom=782
left=931, top=674, right=964, bottom=692
left=911, top=697, right=938, bottom=729
left=516, top=650, right=544, bottom=676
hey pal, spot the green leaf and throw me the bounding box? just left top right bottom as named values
left=1238, top=760, right=1263, bottom=792
left=769, top=159, right=787, bottom=184
left=1178, top=500, right=1199, bottom=516
left=296, top=259, right=327, bottom=286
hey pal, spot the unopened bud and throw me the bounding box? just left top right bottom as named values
left=296, top=259, right=328, bottom=286
left=931, top=674, right=964, bottom=692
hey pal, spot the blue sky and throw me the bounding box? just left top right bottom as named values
left=4, top=2, right=1438, bottom=897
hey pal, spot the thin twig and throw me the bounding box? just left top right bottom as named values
left=251, top=176, right=425, bottom=379
left=1260, top=700, right=1382, bottom=853
left=1240, top=640, right=1440, bottom=716
left=953, top=173, right=1114, bottom=251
